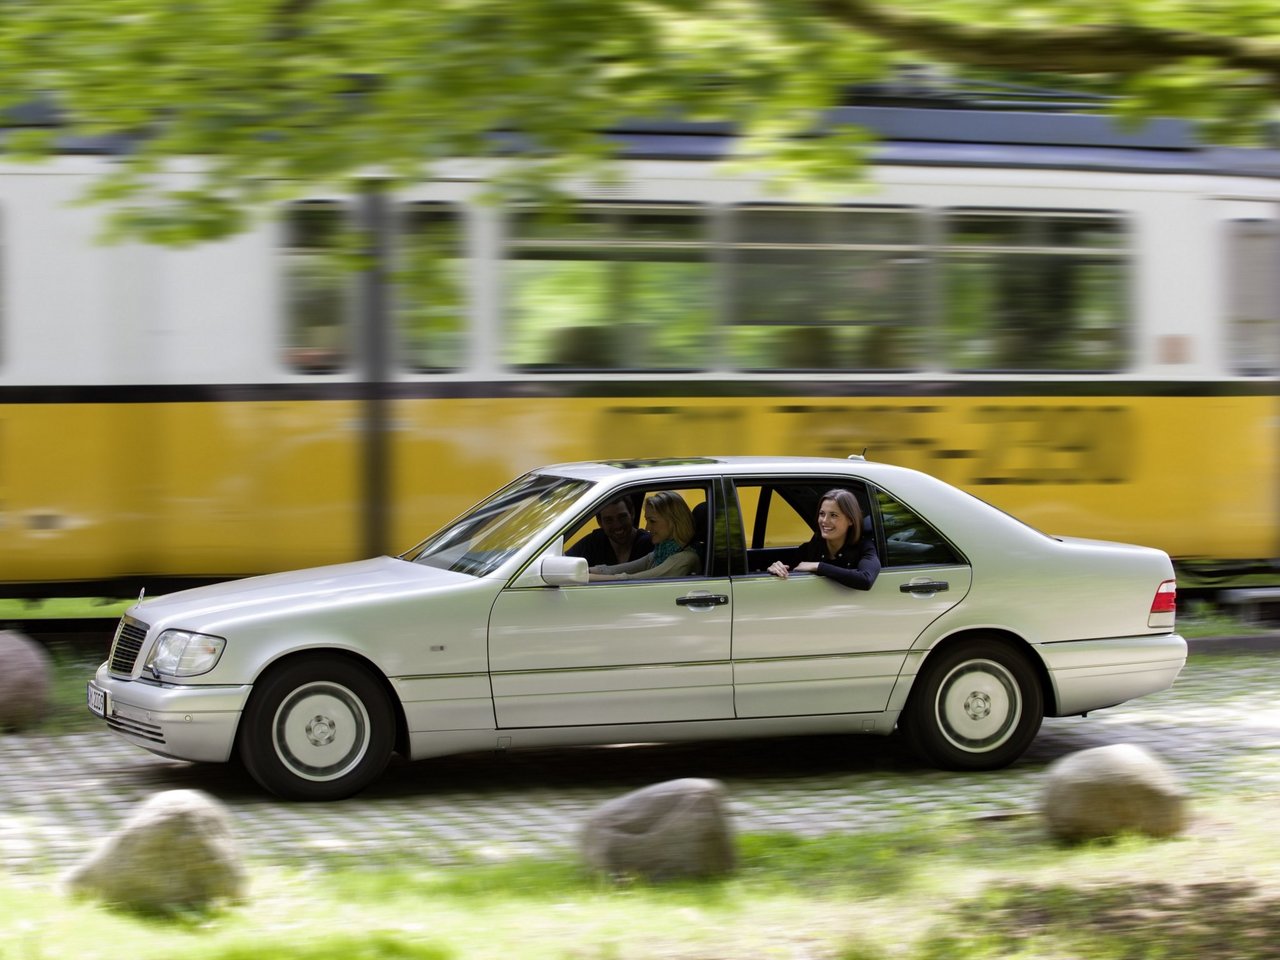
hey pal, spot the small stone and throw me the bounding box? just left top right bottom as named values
left=0, top=631, right=51, bottom=731
left=580, top=778, right=735, bottom=881
left=64, top=789, right=246, bottom=912
left=1041, top=743, right=1188, bottom=842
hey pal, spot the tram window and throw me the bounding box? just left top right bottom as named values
left=398, top=204, right=465, bottom=371
left=1228, top=219, right=1280, bottom=376
left=943, top=210, right=1128, bottom=372
left=726, top=206, right=927, bottom=371
left=505, top=204, right=712, bottom=370
left=283, top=202, right=352, bottom=374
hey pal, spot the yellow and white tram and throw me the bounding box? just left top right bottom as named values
left=1, top=102, right=1276, bottom=592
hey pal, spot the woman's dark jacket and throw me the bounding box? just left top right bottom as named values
left=793, top=533, right=880, bottom=590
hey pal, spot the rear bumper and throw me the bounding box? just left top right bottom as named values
left=1037, top=632, right=1187, bottom=716
left=88, top=663, right=250, bottom=763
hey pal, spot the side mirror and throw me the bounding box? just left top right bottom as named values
left=539, top=554, right=588, bottom=586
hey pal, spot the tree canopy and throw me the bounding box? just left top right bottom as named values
left=2, top=0, right=1278, bottom=242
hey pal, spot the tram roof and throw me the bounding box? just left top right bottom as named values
left=604, top=106, right=1280, bottom=179
left=9, top=94, right=1280, bottom=180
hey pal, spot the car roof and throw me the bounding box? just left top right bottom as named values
left=535, top=455, right=889, bottom=483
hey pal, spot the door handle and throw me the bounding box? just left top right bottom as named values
left=676, top=593, right=729, bottom=607
left=900, top=580, right=949, bottom=594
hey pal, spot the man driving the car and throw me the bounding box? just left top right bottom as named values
left=567, top=495, right=653, bottom=567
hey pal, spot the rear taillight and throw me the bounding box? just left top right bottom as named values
left=1150, top=580, right=1177, bottom=614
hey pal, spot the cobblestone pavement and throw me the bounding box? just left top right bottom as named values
left=2, top=645, right=1277, bottom=876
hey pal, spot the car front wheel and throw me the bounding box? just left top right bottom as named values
left=239, top=655, right=394, bottom=801
left=902, top=639, right=1043, bottom=770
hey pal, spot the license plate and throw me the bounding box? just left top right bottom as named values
left=86, top=683, right=107, bottom=718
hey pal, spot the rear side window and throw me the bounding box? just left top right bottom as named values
left=734, top=485, right=816, bottom=548
left=731, top=479, right=874, bottom=574
left=875, top=488, right=963, bottom=567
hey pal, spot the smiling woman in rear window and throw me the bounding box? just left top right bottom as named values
left=767, top=488, right=880, bottom=590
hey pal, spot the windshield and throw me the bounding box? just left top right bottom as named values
left=401, top=473, right=591, bottom=576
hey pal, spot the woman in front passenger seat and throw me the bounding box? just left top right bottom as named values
left=767, top=488, right=880, bottom=590
left=589, top=490, right=700, bottom=581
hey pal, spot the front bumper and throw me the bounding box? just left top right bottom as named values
left=1038, top=632, right=1187, bottom=716
left=88, top=663, right=251, bottom=763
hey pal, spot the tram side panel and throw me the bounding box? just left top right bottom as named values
left=0, top=165, right=152, bottom=585
left=2, top=160, right=1278, bottom=587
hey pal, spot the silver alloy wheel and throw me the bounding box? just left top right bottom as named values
left=271, top=680, right=371, bottom=782
left=933, top=657, right=1021, bottom=753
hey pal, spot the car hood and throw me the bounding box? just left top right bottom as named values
left=128, top=556, right=474, bottom=630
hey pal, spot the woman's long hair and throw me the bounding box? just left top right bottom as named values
left=646, top=490, right=695, bottom=546
left=819, top=489, right=864, bottom=545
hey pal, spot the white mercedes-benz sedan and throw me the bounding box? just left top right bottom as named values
left=88, top=457, right=1186, bottom=800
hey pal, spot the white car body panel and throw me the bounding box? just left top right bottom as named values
left=1035, top=635, right=1188, bottom=716
left=730, top=565, right=971, bottom=716
left=489, top=577, right=734, bottom=726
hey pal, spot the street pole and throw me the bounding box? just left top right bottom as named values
left=358, top=179, right=391, bottom=558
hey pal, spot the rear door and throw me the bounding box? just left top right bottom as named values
left=728, top=477, right=971, bottom=718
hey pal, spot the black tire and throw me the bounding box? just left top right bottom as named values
left=238, top=655, right=394, bottom=801
left=901, top=639, right=1043, bottom=770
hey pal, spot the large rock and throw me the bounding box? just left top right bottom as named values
left=0, top=630, right=51, bottom=731
left=1041, top=744, right=1189, bottom=842
left=580, top=778, right=736, bottom=881
left=65, top=790, right=246, bottom=912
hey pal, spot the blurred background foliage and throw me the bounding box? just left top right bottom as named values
left=0, top=0, right=1279, bottom=244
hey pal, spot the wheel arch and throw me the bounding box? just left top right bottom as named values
left=236, top=647, right=411, bottom=761
left=909, top=628, right=1058, bottom=717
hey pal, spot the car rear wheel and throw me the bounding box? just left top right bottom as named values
left=902, top=639, right=1043, bottom=770
left=239, top=655, right=394, bottom=801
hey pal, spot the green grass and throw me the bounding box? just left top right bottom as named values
left=38, top=644, right=109, bottom=734
left=0, top=597, right=133, bottom=620
left=1176, top=600, right=1273, bottom=639
left=3, top=798, right=1280, bottom=960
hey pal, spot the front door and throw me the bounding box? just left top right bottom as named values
left=488, top=483, right=733, bottom=728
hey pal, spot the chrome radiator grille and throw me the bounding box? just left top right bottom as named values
left=108, top=618, right=150, bottom=675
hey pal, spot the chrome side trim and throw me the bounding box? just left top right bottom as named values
left=489, top=660, right=728, bottom=677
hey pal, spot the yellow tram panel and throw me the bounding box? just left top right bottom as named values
left=2, top=391, right=1275, bottom=586
left=0, top=399, right=364, bottom=584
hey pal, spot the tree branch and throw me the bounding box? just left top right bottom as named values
left=816, top=0, right=1280, bottom=86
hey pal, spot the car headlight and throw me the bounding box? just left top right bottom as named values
left=146, top=630, right=226, bottom=678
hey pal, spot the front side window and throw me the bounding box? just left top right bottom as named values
left=283, top=202, right=351, bottom=374
left=727, top=206, right=927, bottom=371
left=944, top=210, right=1128, bottom=372
left=563, top=485, right=712, bottom=579
left=403, top=473, right=590, bottom=577
left=506, top=204, right=712, bottom=370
